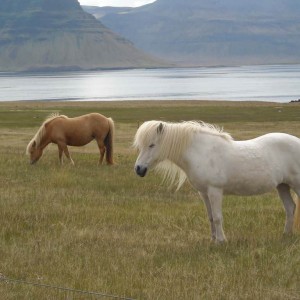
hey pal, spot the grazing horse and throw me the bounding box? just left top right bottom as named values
left=26, top=113, right=114, bottom=165
left=134, top=120, right=300, bottom=242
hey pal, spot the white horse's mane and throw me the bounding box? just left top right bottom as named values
left=26, top=113, right=67, bottom=154
left=134, top=120, right=232, bottom=190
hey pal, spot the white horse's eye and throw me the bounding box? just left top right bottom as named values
left=149, top=144, right=155, bottom=148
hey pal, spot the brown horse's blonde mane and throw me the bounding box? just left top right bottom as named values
left=26, top=113, right=67, bottom=154
left=134, top=120, right=232, bottom=190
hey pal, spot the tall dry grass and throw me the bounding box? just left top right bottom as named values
left=0, top=101, right=299, bottom=299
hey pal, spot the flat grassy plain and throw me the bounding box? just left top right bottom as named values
left=0, top=100, right=299, bottom=299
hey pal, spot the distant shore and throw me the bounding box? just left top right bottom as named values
left=0, top=99, right=291, bottom=108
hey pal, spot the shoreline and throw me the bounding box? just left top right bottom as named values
left=0, top=99, right=288, bottom=105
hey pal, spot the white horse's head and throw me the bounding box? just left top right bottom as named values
left=134, top=121, right=165, bottom=177
left=134, top=120, right=233, bottom=190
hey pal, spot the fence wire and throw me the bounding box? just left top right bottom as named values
left=0, top=275, right=135, bottom=300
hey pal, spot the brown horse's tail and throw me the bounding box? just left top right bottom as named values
left=104, top=117, right=114, bottom=165
left=294, top=196, right=300, bottom=231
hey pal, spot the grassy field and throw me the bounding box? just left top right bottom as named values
left=0, top=100, right=299, bottom=299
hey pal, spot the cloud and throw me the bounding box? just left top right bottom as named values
left=78, top=0, right=156, bottom=7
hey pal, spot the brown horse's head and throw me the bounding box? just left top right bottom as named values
left=27, top=140, right=43, bottom=164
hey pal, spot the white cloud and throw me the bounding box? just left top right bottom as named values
left=78, top=0, right=156, bottom=7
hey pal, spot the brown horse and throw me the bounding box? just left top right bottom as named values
left=26, top=113, right=114, bottom=165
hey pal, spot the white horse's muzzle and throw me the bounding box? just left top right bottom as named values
left=135, top=165, right=148, bottom=177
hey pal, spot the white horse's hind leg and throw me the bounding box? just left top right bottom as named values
left=292, top=185, right=300, bottom=230
left=277, top=183, right=295, bottom=234
left=207, top=186, right=226, bottom=243
left=199, top=192, right=216, bottom=241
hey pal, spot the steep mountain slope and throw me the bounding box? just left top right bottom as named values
left=0, top=0, right=163, bottom=72
left=98, top=0, right=300, bottom=66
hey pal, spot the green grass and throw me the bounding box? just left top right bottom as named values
left=1, top=100, right=299, bottom=128
left=0, top=101, right=299, bottom=299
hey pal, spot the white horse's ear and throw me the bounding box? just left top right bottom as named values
left=157, top=123, right=164, bottom=134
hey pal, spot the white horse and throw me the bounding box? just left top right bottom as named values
left=134, top=120, right=300, bottom=243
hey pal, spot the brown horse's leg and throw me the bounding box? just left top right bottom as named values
left=58, top=145, right=64, bottom=164
left=59, top=143, right=74, bottom=165
left=96, top=140, right=105, bottom=165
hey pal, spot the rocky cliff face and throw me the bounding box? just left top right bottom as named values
left=0, top=0, right=163, bottom=72
left=97, top=0, right=300, bottom=66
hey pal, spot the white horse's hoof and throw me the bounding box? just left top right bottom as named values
left=215, top=239, right=227, bottom=244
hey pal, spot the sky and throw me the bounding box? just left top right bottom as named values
left=78, top=0, right=156, bottom=7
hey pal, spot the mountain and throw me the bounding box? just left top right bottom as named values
left=95, top=0, right=300, bottom=66
left=0, top=0, right=164, bottom=72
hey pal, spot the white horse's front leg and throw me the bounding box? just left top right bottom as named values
left=199, top=192, right=216, bottom=241
left=207, top=186, right=226, bottom=243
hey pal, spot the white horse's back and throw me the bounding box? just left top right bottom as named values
left=220, top=133, right=300, bottom=195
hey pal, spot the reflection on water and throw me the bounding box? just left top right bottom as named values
left=0, top=64, right=299, bottom=102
